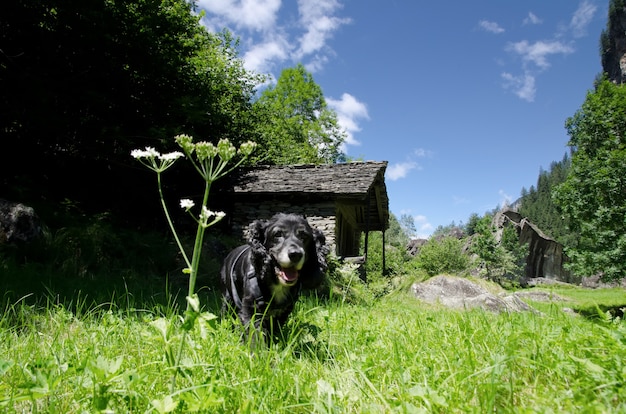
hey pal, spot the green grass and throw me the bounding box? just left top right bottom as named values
left=525, top=284, right=626, bottom=319
left=1, top=288, right=625, bottom=413
left=1, top=210, right=625, bottom=412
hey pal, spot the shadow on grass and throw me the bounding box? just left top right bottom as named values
left=576, top=304, right=626, bottom=321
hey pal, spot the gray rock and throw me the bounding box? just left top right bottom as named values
left=493, top=209, right=575, bottom=283
left=411, top=275, right=537, bottom=313
left=0, top=199, right=42, bottom=243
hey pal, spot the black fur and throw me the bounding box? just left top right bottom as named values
left=220, top=213, right=329, bottom=344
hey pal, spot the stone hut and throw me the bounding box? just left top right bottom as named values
left=223, top=161, right=390, bottom=260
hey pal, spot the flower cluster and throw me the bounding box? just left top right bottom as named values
left=179, top=199, right=225, bottom=228
left=131, top=147, right=184, bottom=173
left=172, top=134, right=257, bottom=182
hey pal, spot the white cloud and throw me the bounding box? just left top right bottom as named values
left=413, top=148, right=434, bottom=158
left=200, top=0, right=350, bottom=75
left=414, top=215, right=434, bottom=239
left=501, top=72, right=536, bottom=102
left=386, top=162, right=419, bottom=181
left=295, top=0, right=351, bottom=60
left=326, top=93, right=369, bottom=147
left=199, top=0, right=281, bottom=32
left=478, top=20, right=505, bottom=34
left=242, top=38, right=290, bottom=73
left=506, top=40, right=574, bottom=69
left=495, top=2, right=595, bottom=102
left=570, top=0, right=597, bottom=38
left=523, top=12, right=542, bottom=25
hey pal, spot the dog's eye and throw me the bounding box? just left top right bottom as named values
left=272, top=230, right=284, bottom=240
left=296, top=229, right=310, bottom=241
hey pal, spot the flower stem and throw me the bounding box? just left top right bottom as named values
left=157, top=172, right=191, bottom=268
left=186, top=179, right=213, bottom=310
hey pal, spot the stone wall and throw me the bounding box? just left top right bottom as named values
left=231, top=201, right=337, bottom=253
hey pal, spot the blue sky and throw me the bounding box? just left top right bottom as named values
left=199, top=0, right=607, bottom=238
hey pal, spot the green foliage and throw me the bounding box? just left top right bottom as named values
left=470, top=216, right=500, bottom=273
left=465, top=213, right=482, bottom=236
left=470, top=216, right=526, bottom=285
left=362, top=231, right=409, bottom=279
left=253, top=64, right=346, bottom=164
left=361, top=213, right=414, bottom=279
left=385, top=213, right=410, bottom=248
left=554, top=80, right=626, bottom=280
left=416, top=237, right=470, bottom=276
left=431, top=221, right=465, bottom=239
left=2, top=0, right=261, bottom=217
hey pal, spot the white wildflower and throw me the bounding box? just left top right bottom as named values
left=131, top=147, right=160, bottom=159
left=199, top=206, right=226, bottom=228
left=159, top=151, right=184, bottom=161
left=180, top=199, right=195, bottom=210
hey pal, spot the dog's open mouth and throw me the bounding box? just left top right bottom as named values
left=276, top=267, right=299, bottom=285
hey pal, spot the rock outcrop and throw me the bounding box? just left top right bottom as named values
left=0, top=199, right=42, bottom=243
left=601, top=1, right=626, bottom=84
left=493, top=209, right=574, bottom=283
left=411, top=275, right=537, bottom=313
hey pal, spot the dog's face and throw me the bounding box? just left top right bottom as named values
left=264, top=215, right=313, bottom=286
left=249, top=213, right=316, bottom=287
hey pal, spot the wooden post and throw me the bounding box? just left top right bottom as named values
left=363, top=190, right=372, bottom=283
left=382, top=227, right=386, bottom=277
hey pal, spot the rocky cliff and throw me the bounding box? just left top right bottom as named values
left=601, top=0, right=626, bottom=83
left=493, top=209, right=575, bottom=284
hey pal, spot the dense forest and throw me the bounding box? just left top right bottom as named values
left=1, top=0, right=345, bottom=226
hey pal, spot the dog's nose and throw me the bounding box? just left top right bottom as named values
left=288, top=250, right=303, bottom=263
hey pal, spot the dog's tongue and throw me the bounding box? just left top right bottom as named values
left=280, top=267, right=299, bottom=282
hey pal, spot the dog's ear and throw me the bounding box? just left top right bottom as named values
left=248, top=220, right=269, bottom=267
left=300, top=227, right=329, bottom=289
left=247, top=219, right=267, bottom=249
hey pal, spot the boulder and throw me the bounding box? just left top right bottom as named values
left=411, top=275, right=537, bottom=313
left=0, top=199, right=42, bottom=243
left=406, top=238, right=427, bottom=256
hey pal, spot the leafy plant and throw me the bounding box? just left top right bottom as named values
left=131, top=134, right=255, bottom=390
left=417, top=236, right=470, bottom=276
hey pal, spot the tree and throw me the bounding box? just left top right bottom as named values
left=465, top=213, right=481, bottom=236
left=417, top=237, right=469, bottom=276
left=1, top=0, right=261, bottom=218
left=399, top=214, right=417, bottom=240
left=470, top=216, right=501, bottom=279
left=385, top=213, right=410, bottom=248
left=554, top=79, right=626, bottom=280
left=253, top=64, right=346, bottom=164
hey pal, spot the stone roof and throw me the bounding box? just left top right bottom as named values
left=228, top=161, right=389, bottom=230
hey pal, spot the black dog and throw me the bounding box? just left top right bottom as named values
left=220, top=213, right=329, bottom=344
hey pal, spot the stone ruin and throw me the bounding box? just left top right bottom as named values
left=492, top=209, right=575, bottom=284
